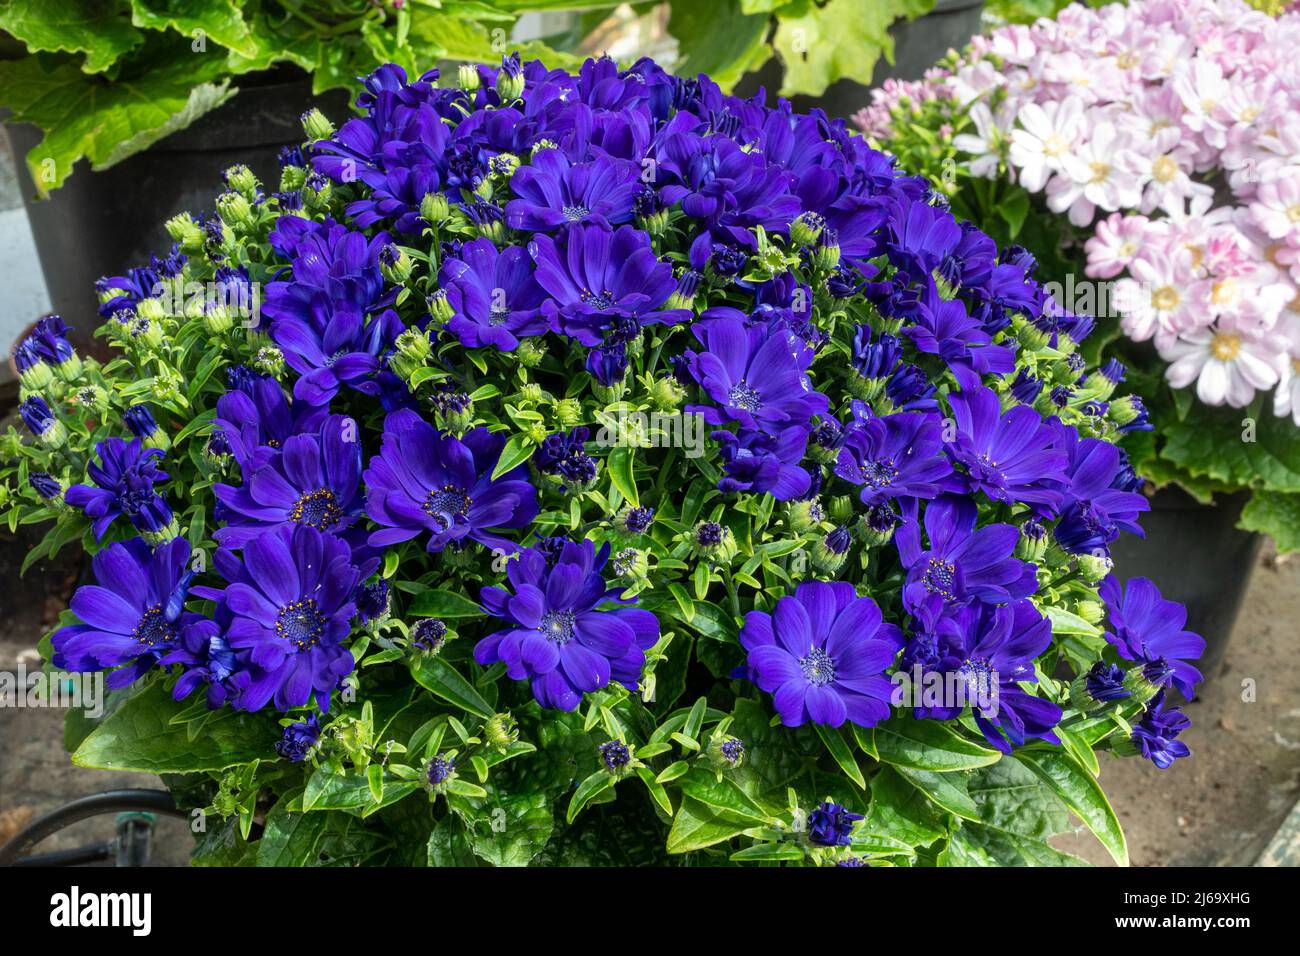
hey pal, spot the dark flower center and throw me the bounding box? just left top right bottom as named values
left=862, top=458, right=899, bottom=488
left=539, top=609, right=577, bottom=644
left=488, top=308, right=510, bottom=326
left=959, top=657, right=996, bottom=698
left=922, top=558, right=957, bottom=598
left=423, top=484, right=472, bottom=531
left=290, top=488, right=343, bottom=529
left=562, top=204, right=590, bottom=222
left=799, top=646, right=837, bottom=686
left=119, top=489, right=155, bottom=516
left=134, top=605, right=175, bottom=647
left=581, top=288, right=616, bottom=310
left=728, top=380, right=762, bottom=413
left=276, top=598, right=327, bottom=649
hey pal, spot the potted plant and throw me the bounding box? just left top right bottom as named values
left=1, top=51, right=1202, bottom=867
left=858, top=0, right=1300, bottom=676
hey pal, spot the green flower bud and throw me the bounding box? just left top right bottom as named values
left=457, top=63, right=481, bottom=92
left=300, top=107, right=335, bottom=142
left=1075, top=599, right=1105, bottom=626
left=1077, top=551, right=1113, bottom=584
left=142, top=517, right=181, bottom=546
left=828, top=495, right=855, bottom=524
left=518, top=383, right=545, bottom=405
left=812, top=525, right=852, bottom=574
left=690, top=521, right=736, bottom=562
left=648, top=376, right=685, bottom=411
left=379, top=243, right=414, bottom=285
left=531, top=139, right=558, bottom=158
left=612, top=547, right=649, bottom=583
left=484, top=713, right=519, bottom=751
left=280, top=164, right=307, bottom=193
left=51, top=351, right=83, bottom=384
left=255, top=346, right=285, bottom=378
left=515, top=338, right=547, bottom=367
left=554, top=398, right=582, bottom=429
left=420, top=191, right=451, bottom=225
left=707, top=734, right=746, bottom=771
left=71, top=384, right=109, bottom=416
left=525, top=421, right=549, bottom=445
left=496, top=64, right=525, bottom=102
left=223, top=164, right=259, bottom=196
left=215, top=190, right=255, bottom=231
left=1011, top=314, right=1051, bottom=351
left=165, top=213, right=205, bottom=249
left=136, top=297, right=168, bottom=322
left=1015, top=518, right=1049, bottom=563
left=203, top=301, right=234, bottom=335
left=427, top=289, right=454, bottom=326
left=790, top=211, right=826, bottom=247
left=787, top=497, right=826, bottom=534
left=395, top=327, right=432, bottom=365
left=638, top=208, right=670, bottom=237
left=491, top=152, right=520, bottom=179
left=18, top=358, right=54, bottom=392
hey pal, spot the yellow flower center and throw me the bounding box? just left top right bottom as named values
left=1042, top=134, right=1068, bottom=158
left=1210, top=279, right=1236, bottom=305
left=1152, top=286, right=1180, bottom=311
left=1288, top=204, right=1300, bottom=224
left=1210, top=332, right=1241, bottom=361
left=1089, top=161, right=1111, bottom=184
left=1152, top=155, right=1178, bottom=183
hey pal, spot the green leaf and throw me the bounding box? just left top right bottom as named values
left=301, top=767, right=421, bottom=817
left=895, top=766, right=980, bottom=822
left=0, top=43, right=235, bottom=194
left=0, top=0, right=143, bottom=73
left=73, top=679, right=274, bottom=773
left=1160, top=396, right=1300, bottom=493
left=815, top=724, right=866, bottom=789
left=566, top=770, right=615, bottom=823
left=667, top=0, right=772, bottom=91
left=1041, top=604, right=1102, bottom=638
left=860, top=765, right=946, bottom=851
left=406, top=587, right=484, bottom=618
left=773, top=0, right=935, bottom=97
left=129, top=0, right=258, bottom=59
left=491, top=433, right=535, bottom=480
left=606, top=446, right=638, bottom=507
left=666, top=796, right=753, bottom=853
left=1239, top=490, right=1300, bottom=553
left=448, top=782, right=555, bottom=867
left=409, top=657, right=495, bottom=719
left=676, top=766, right=774, bottom=825
left=1015, top=751, right=1128, bottom=866
left=873, top=718, right=1002, bottom=773
left=256, top=799, right=330, bottom=867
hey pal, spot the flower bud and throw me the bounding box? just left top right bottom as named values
left=28, top=471, right=63, bottom=505
left=664, top=270, right=703, bottom=312
left=554, top=398, right=583, bottom=429
left=491, top=152, right=520, bottom=180
left=223, top=164, right=259, bottom=196
left=812, top=227, right=841, bottom=270
left=165, top=212, right=205, bottom=249
left=515, top=337, right=547, bottom=367
left=1011, top=314, right=1051, bottom=351
left=1077, top=551, right=1113, bottom=584
left=484, top=713, right=519, bottom=751
left=787, top=497, right=826, bottom=534
left=457, top=63, right=481, bottom=92
left=496, top=54, right=525, bottom=102
left=379, top=243, right=414, bottom=284
left=813, top=525, right=852, bottom=573
left=426, top=754, right=457, bottom=794
left=215, top=190, right=255, bottom=231
left=202, top=300, right=234, bottom=335
left=707, top=734, right=746, bottom=771
left=598, top=739, right=637, bottom=778
left=827, top=495, right=855, bottom=525
left=790, top=211, right=826, bottom=247
left=124, top=404, right=170, bottom=452
left=254, top=346, right=285, bottom=379
left=420, top=191, right=451, bottom=225
left=1015, top=517, right=1049, bottom=563
left=300, top=107, right=335, bottom=142
left=612, top=546, right=649, bottom=583
left=427, top=289, right=454, bottom=326
left=691, top=521, right=736, bottom=562
left=855, top=503, right=900, bottom=547
left=1069, top=662, right=1130, bottom=713
left=1075, top=599, right=1105, bottom=626
left=410, top=618, right=449, bottom=655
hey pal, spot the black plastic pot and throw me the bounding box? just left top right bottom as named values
left=735, top=0, right=986, bottom=117
left=5, top=69, right=350, bottom=356
left=1108, top=487, right=1262, bottom=684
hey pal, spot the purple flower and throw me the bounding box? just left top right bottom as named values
left=807, top=801, right=863, bottom=846
left=1130, top=693, right=1191, bottom=768
left=213, top=370, right=328, bottom=469
left=194, top=525, right=375, bottom=712
left=884, top=197, right=962, bottom=282
left=505, top=149, right=640, bottom=231
left=682, top=314, right=829, bottom=433
left=276, top=714, right=322, bottom=762
left=1046, top=422, right=1149, bottom=555
left=895, top=496, right=1038, bottom=627
left=1100, top=576, right=1204, bottom=699
left=51, top=537, right=203, bottom=689
left=739, top=581, right=903, bottom=728
left=363, top=409, right=538, bottom=553
left=713, top=426, right=812, bottom=501
left=946, top=386, right=1067, bottom=508
left=213, top=414, right=365, bottom=549
left=473, top=539, right=659, bottom=711
left=534, top=427, right=598, bottom=490
left=529, top=223, right=691, bottom=346
left=902, top=600, right=1062, bottom=752
left=834, top=411, right=960, bottom=506
left=65, top=438, right=173, bottom=539
left=438, top=238, right=548, bottom=351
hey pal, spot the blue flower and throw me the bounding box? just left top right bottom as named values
left=276, top=715, right=322, bottom=762
left=213, top=369, right=328, bottom=469
left=682, top=313, right=829, bottom=433
left=1100, top=576, right=1204, bottom=699
left=473, top=539, right=659, bottom=711
left=807, top=801, right=863, bottom=847
left=834, top=411, right=960, bottom=506
left=364, top=409, right=538, bottom=553
left=534, top=427, right=598, bottom=490
left=438, top=237, right=548, bottom=351
left=739, top=581, right=903, bottom=728
left=530, top=223, right=691, bottom=346
left=194, top=525, right=376, bottom=712
left=946, top=386, right=1067, bottom=508
left=65, top=438, right=173, bottom=539
left=52, top=537, right=203, bottom=689
left=713, top=426, right=813, bottom=501
left=1130, top=693, right=1191, bottom=769
left=506, top=149, right=640, bottom=231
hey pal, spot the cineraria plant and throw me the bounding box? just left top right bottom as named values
left=1, top=51, right=1204, bottom=867
left=856, top=0, right=1300, bottom=552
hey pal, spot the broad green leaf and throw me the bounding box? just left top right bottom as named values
left=676, top=766, right=774, bottom=825
left=409, top=657, right=495, bottom=719
left=666, top=796, right=752, bottom=853
left=896, top=766, right=980, bottom=822
left=815, top=724, right=866, bottom=789
left=0, top=44, right=235, bottom=194
left=860, top=765, right=946, bottom=850
left=129, top=0, right=258, bottom=59
left=1239, top=490, right=1300, bottom=553
left=406, top=587, right=484, bottom=618
left=1041, top=604, right=1101, bottom=638
left=73, top=679, right=275, bottom=773
left=566, top=770, right=615, bottom=823
left=0, top=0, right=142, bottom=73
left=873, top=717, right=1002, bottom=773
left=301, top=767, right=421, bottom=817
left=667, top=0, right=772, bottom=91
left=1160, top=395, right=1300, bottom=493
left=1015, top=751, right=1128, bottom=866
left=606, top=446, right=638, bottom=507
left=491, top=433, right=534, bottom=479
left=448, top=782, right=554, bottom=867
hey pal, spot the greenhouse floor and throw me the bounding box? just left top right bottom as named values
left=2, top=541, right=1298, bottom=868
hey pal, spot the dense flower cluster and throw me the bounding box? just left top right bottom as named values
left=861, top=0, right=1300, bottom=416
left=2, top=50, right=1206, bottom=867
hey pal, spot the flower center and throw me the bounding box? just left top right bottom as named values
left=1042, top=134, right=1067, bottom=158
left=1288, top=204, right=1300, bottom=224
left=1088, top=161, right=1110, bottom=184
left=1210, top=279, right=1236, bottom=305
left=922, top=557, right=957, bottom=598
left=862, top=458, right=899, bottom=488
left=562, top=204, right=590, bottom=222
left=539, top=609, right=577, bottom=644
left=799, top=646, right=837, bottom=687
left=276, top=598, right=326, bottom=649
left=119, top=489, right=154, bottom=516
left=1118, top=240, right=1138, bottom=258
left=728, top=380, right=762, bottom=412
left=290, top=488, right=343, bottom=529
left=959, top=657, right=996, bottom=699
left=1152, top=155, right=1178, bottom=183
left=581, top=288, right=616, bottom=310
left=1152, top=285, right=1180, bottom=311
left=1210, top=331, right=1241, bottom=361
left=488, top=308, right=510, bottom=326
left=134, top=605, right=175, bottom=647
left=423, top=484, right=472, bottom=531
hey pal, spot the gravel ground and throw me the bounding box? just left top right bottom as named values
left=2, top=536, right=1297, bottom=867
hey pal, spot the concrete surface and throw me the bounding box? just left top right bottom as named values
left=0, top=127, right=53, bottom=382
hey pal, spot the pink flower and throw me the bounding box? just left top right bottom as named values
left=1086, top=213, right=1152, bottom=279
left=1163, top=324, right=1284, bottom=407
left=1009, top=97, right=1085, bottom=193
left=1249, top=169, right=1300, bottom=243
